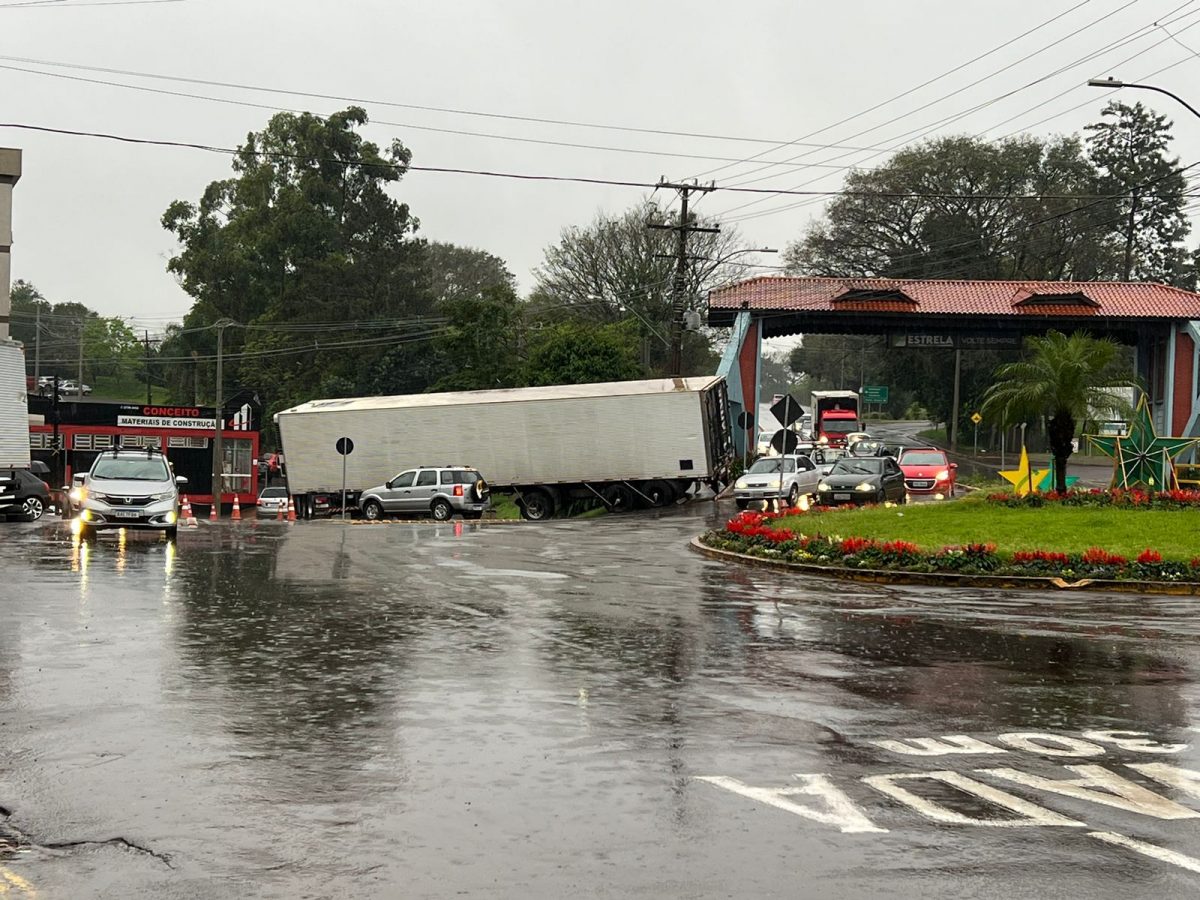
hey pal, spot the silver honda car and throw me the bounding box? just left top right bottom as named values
left=74, top=449, right=186, bottom=539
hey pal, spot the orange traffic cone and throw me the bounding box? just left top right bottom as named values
left=181, top=495, right=198, bottom=527
left=276, top=500, right=284, bottom=521
left=287, top=496, right=297, bottom=522
left=231, top=495, right=242, bottom=521
left=209, top=497, right=218, bottom=520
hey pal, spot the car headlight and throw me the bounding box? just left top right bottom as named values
left=818, top=482, right=831, bottom=491
left=935, top=469, right=950, bottom=481
left=735, top=479, right=749, bottom=489
left=856, top=482, right=876, bottom=492
left=152, top=491, right=176, bottom=502
left=69, top=486, right=86, bottom=503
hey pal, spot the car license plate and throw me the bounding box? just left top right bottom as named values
left=834, top=493, right=852, bottom=501
left=112, top=510, right=139, bottom=519
left=911, top=480, right=932, bottom=488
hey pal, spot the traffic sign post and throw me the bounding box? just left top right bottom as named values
left=970, top=412, right=982, bottom=456
left=335, top=436, right=354, bottom=520
left=862, top=385, right=889, bottom=405
left=737, top=411, right=755, bottom=468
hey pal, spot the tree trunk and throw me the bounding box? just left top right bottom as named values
left=1047, top=411, right=1076, bottom=494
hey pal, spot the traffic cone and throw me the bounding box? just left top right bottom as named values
left=181, top=495, right=198, bottom=527
left=286, top=496, right=297, bottom=522
left=231, top=495, right=242, bottom=521
left=276, top=500, right=284, bottom=521
left=209, top=497, right=218, bottom=520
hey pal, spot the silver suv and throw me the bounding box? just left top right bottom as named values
left=359, top=466, right=490, bottom=521
left=733, top=454, right=821, bottom=509
left=74, top=449, right=185, bottom=539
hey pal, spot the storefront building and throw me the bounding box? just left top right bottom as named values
left=28, top=392, right=261, bottom=509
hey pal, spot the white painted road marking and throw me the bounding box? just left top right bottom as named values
left=981, top=765, right=1200, bottom=821
left=1089, top=831, right=1200, bottom=874
left=695, top=775, right=888, bottom=834
left=861, top=771, right=1084, bottom=827
left=995, top=733, right=1105, bottom=757
left=1083, top=730, right=1189, bottom=754
left=870, top=735, right=1006, bottom=756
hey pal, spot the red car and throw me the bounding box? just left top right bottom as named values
left=898, top=448, right=957, bottom=499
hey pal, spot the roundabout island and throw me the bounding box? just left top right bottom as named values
left=695, top=489, right=1200, bottom=594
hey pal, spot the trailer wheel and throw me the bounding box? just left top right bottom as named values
left=600, top=484, right=635, bottom=513
left=362, top=499, right=385, bottom=521
left=431, top=499, right=455, bottom=521
left=639, top=480, right=675, bottom=508
left=735, top=499, right=750, bottom=511
left=518, top=488, right=556, bottom=521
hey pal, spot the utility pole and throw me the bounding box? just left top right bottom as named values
left=648, top=180, right=718, bottom=377
left=33, top=306, right=40, bottom=382
left=210, top=318, right=236, bottom=518
left=143, top=330, right=153, bottom=404
left=76, top=318, right=84, bottom=398
left=949, top=348, right=962, bottom=452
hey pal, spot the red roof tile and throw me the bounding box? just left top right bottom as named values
left=708, top=277, right=1200, bottom=319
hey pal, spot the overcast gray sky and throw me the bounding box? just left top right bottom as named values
left=4, top=0, right=1200, bottom=334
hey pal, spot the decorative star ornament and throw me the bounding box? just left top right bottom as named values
left=1035, top=469, right=1079, bottom=492
left=1087, top=396, right=1197, bottom=490
left=1000, top=446, right=1049, bottom=496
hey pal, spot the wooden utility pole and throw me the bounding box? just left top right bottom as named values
left=648, top=180, right=718, bottom=376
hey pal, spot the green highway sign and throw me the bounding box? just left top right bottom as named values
left=862, top=385, right=889, bottom=404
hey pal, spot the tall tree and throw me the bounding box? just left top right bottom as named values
left=786, top=135, right=1117, bottom=281
left=983, top=331, right=1137, bottom=492
left=424, top=242, right=515, bottom=307
left=1086, top=100, right=1190, bottom=282
left=524, top=320, right=643, bottom=387
left=534, top=198, right=747, bottom=375
left=161, top=106, right=427, bottom=415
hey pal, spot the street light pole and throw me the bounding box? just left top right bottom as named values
left=210, top=318, right=236, bottom=518
left=1087, top=77, right=1200, bottom=120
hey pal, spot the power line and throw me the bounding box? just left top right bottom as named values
left=0, top=0, right=184, bottom=8
left=685, top=0, right=1099, bottom=182
left=712, top=2, right=1199, bottom=222
left=0, top=52, right=904, bottom=154
left=0, top=120, right=1159, bottom=201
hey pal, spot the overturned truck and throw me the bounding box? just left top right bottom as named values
left=276, top=376, right=734, bottom=520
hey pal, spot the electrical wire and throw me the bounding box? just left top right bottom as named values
left=685, top=0, right=1100, bottom=181
left=0, top=52, right=907, bottom=154
left=712, top=2, right=1200, bottom=222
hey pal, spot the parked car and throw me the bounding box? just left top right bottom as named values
left=58, top=380, right=92, bottom=396
left=847, top=439, right=893, bottom=458
left=73, top=449, right=186, bottom=538
left=733, top=454, right=821, bottom=509
left=816, top=456, right=907, bottom=505
left=358, top=466, right=491, bottom=521
left=256, top=485, right=289, bottom=517
left=0, top=468, right=52, bottom=521
left=898, top=448, right=957, bottom=499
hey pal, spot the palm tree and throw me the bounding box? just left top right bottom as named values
left=983, top=331, right=1138, bottom=493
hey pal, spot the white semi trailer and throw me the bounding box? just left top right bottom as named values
left=276, top=376, right=734, bottom=520
left=0, top=339, right=29, bottom=469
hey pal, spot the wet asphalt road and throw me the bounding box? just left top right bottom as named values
left=4, top=506, right=1200, bottom=898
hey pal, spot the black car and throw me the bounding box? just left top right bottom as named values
left=0, top=468, right=52, bottom=521
left=816, top=456, right=907, bottom=505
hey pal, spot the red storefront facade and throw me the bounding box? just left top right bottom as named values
left=29, top=395, right=261, bottom=509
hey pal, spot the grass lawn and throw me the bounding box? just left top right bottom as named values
left=776, top=496, right=1199, bottom=558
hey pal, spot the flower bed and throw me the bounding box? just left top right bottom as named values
left=985, top=487, right=1200, bottom=509
left=702, top=509, right=1200, bottom=584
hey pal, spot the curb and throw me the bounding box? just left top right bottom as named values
left=688, top=536, right=1200, bottom=595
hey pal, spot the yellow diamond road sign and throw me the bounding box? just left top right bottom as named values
left=970, top=412, right=983, bottom=425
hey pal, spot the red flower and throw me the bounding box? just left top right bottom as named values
left=878, top=540, right=921, bottom=557
left=1082, top=547, right=1127, bottom=567
left=839, top=536, right=875, bottom=554
left=1136, top=548, right=1163, bottom=564
left=1013, top=549, right=1069, bottom=565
